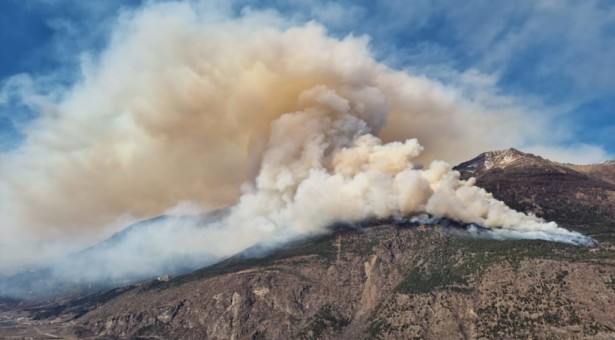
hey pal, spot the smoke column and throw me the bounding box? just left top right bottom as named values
left=0, top=2, right=591, bottom=283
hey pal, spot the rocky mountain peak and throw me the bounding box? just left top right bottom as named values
left=482, top=148, right=527, bottom=170
left=453, top=148, right=561, bottom=177
left=454, top=148, right=615, bottom=230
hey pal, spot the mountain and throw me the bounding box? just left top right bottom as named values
left=3, top=224, right=614, bottom=339
left=1, top=150, right=614, bottom=339
left=454, top=148, right=615, bottom=232
left=454, top=148, right=576, bottom=176
left=0, top=209, right=231, bottom=299
left=563, top=161, right=615, bottom=185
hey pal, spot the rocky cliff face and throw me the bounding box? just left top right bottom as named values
left=2, top=150, right=615, bottom=339
left=2, top=223, right=613, bottom=339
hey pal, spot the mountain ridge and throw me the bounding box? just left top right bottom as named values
left=455, top=148, right=612, bottom=177
left=454, top=148, right=615, bottom=230
left=1, top=148, right=614, bottom=339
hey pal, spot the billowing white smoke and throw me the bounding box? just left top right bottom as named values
left=0, top=2, right=591, bottom=281
left=217, top=85, right=589, bottom=247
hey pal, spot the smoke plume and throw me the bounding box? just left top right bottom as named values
left=0, top=2, right=592, bottom=283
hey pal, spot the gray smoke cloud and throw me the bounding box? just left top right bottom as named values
left=0, top=2, right=592, bottom=285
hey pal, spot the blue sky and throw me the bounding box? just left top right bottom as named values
left=0, top=0, right=613, bottom=162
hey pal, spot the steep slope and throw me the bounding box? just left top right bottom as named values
left=563, top=161, right=615, bottom=185
left=455, top=148, right=577, bottom=176
left=454, top=148, right=615, bottom=231
left=2, top=150, right=615, bottom=339
left=3, top=224, right=613, bottom=339
left=0, top=210, right=231, bottom=299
